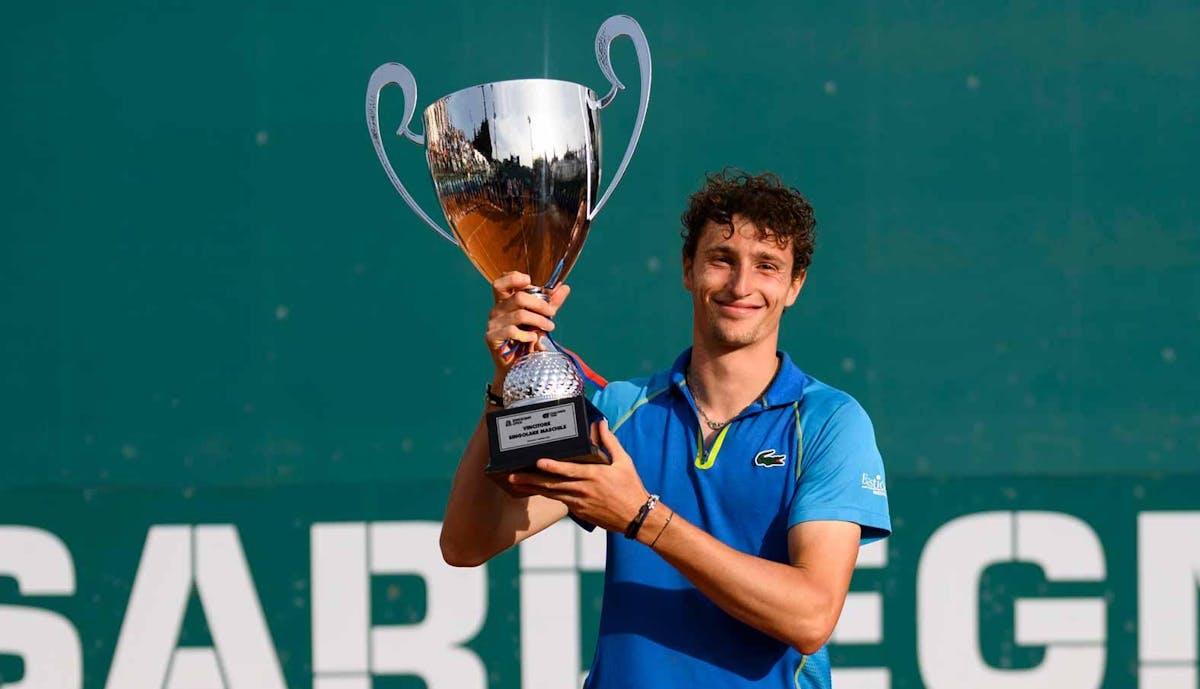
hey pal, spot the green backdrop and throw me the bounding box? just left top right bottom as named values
left=1, top=1, right=1197, bottom=688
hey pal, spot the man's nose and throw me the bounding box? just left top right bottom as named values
left=727, top=262, right=753, bottom=296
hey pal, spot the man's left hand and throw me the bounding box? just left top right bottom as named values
left=507, top=419, right=650, bottom=533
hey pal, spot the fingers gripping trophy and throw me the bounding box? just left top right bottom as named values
left=366, top=15, right=651, bottom=472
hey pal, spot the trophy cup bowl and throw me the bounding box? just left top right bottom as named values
left=366, top=15, right=651, bottom=472
left=424, top=79, right=599, bottom=293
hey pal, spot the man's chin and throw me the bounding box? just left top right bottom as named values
left=706, top=324, right=760, bottom=348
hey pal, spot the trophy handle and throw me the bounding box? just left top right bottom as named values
left=587, top=15, right=652, bottom=221
left=366, top=63, right=459, bottom=245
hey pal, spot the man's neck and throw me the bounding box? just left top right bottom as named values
left=687, top=336, right=780, bottom=420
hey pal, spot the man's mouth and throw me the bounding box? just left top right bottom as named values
left=714, top=300, right=762, bottom=315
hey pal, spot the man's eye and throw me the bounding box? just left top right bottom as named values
left=758, top=263, right=778, bottom=271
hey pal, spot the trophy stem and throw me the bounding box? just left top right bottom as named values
left=522, top=286, right=551, bottom=302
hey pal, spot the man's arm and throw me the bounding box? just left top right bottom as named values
left=439, top=407, right=568, bottom=566
left=438, top=272, right=571, bottom=567
left=639, top=511, right=859, bottom=654
left=510, top=420, right=862, bottom=654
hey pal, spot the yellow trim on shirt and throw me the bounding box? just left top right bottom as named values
left=694, top=424, right=730, bottom=470
left=610, top=386, right=670, bottom=433
left=793, top=401, right=804, bottom=481
left=793, top=655, right=808, bottom=688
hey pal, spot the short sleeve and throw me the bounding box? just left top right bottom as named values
left=788, top=399, right=892, bottom=544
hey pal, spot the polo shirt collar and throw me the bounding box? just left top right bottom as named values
left=668, top=347, right=808, bottom=410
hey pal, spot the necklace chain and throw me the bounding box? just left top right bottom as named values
left=695, top=402, right=731, bottom=431
left=687, top=361, right=780, bottom=432
left=687, top=371, right=751, bottom=431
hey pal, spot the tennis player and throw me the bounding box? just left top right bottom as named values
left=441, top=170, right=891, bottom=688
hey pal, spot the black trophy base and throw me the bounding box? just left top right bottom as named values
left=485, top=395, right=608, bottom=473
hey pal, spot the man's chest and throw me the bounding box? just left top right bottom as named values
left=617, top=407, right=801, bottom=555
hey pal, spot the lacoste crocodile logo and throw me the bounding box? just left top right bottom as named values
left=753, top=449, right=786, bottom=468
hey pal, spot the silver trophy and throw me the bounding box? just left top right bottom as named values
left=366, top=15, right=651, bottom=471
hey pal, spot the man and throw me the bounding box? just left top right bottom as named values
left=440, top=170, right=891, bottom=688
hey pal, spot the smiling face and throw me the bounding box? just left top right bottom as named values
left=683, top=214, right=806, bottom=351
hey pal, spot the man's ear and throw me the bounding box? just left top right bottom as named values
left=784, top=269, right=807, bottom=307
left=682, top=251, right=694, bottom=291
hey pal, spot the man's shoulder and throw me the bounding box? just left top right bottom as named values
left=792, top=369, right=873, bottom=430
left=786, top=369, right=881, bottom=469
left=799, top=374, right=858, bottom=411
left=589, top=368, right=675, bottom=430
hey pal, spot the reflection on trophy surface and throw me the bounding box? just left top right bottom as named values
left=424, top=80, right=600, bottom=287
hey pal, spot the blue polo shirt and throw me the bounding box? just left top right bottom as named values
left=583, top=349, right=891, bottom=689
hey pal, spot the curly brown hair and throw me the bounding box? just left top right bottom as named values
left=680, top=169, right=816, bottom=279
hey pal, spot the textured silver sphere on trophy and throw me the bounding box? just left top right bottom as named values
left=502, top=350, right=585, bottom=408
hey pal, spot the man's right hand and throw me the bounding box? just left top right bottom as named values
left=485, top=272, right=571, bottom=378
